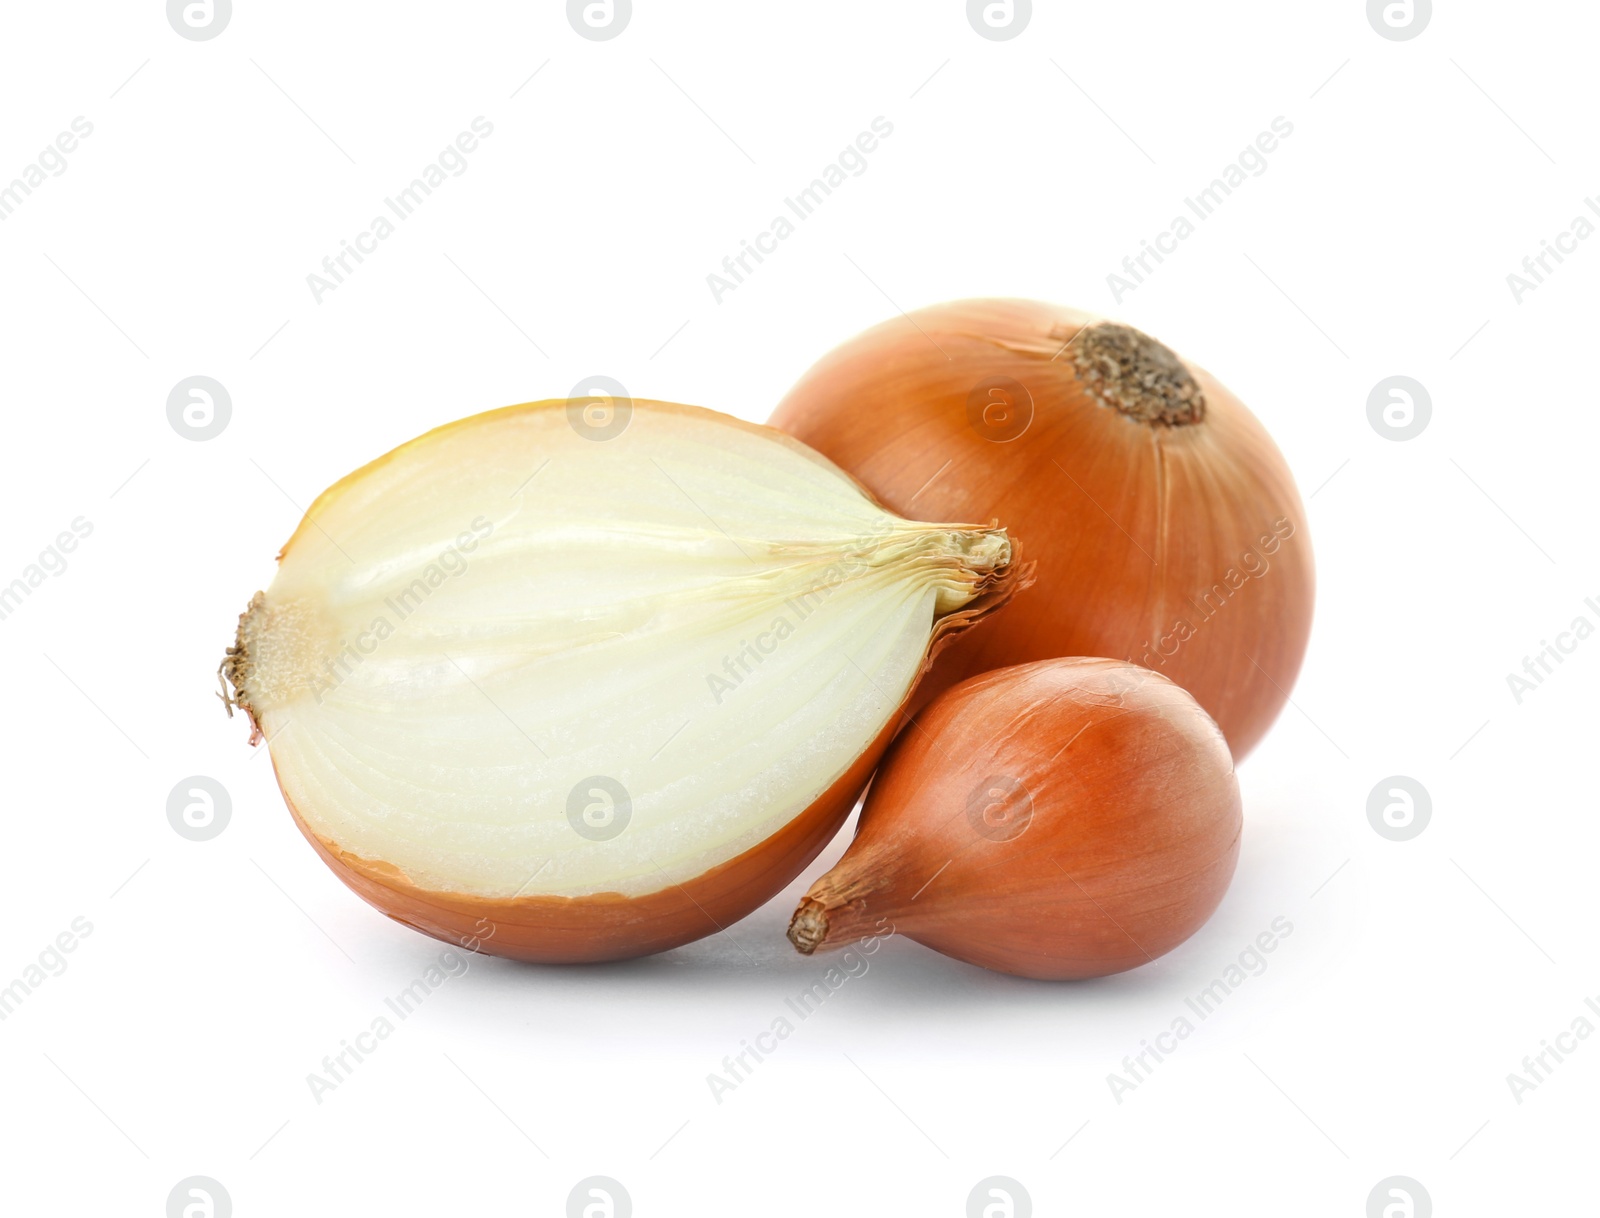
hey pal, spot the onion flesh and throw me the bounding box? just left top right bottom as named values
left=224, top=400, right=1022, bottom=962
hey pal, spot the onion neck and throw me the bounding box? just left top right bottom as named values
left=785, top=891, right=893, bottom=954
left=787, top=843, right=901, bottom=953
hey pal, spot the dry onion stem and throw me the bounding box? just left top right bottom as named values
left=222, top=399, right=1026, bottom=963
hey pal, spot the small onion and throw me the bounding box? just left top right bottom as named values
left=770, top=299, right=1314, bottom=758
left=788, top=658, right=1241, bottom=979
left=222, top=400, right=1024, bottom=962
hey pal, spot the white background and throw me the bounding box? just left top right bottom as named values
left=1, top=1, right=1594, bottom=1214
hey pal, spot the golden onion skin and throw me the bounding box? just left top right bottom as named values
left=770, top=299, right=1314, bottom=759
left=788, top=659, right=1242, bottom=980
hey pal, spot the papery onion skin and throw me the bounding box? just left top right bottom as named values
left=787, top=658, right=1241, bottom=980
left=770, top=299, right=1314, bottom=759
left=225, top=399, right=1028, bottom=964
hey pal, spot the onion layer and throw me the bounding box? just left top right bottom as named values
left=223, top=400, right=1024, bottom=962
left=788, top=658, right=1241, bottom=979
left=770, top=299, right=1314, bottom=758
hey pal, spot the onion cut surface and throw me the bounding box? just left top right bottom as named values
left=225, top=400, right=1022, bottom=962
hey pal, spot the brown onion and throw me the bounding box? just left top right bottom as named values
left=770, top=299, right=1314, bottom=758
left=788, top=658, right=1241, bottom=979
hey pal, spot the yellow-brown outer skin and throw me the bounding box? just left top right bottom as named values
left=793, top=658, right=1242, bottom=980
left=770, top=299, right=1314, bottom=760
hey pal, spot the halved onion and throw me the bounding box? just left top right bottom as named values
left=223, top=400, right=1023, bottom=962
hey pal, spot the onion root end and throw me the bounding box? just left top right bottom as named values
left=786, top=899, right=829, bottom=955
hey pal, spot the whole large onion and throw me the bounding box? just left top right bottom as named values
left=770, top=299, right=1313, bottom=758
